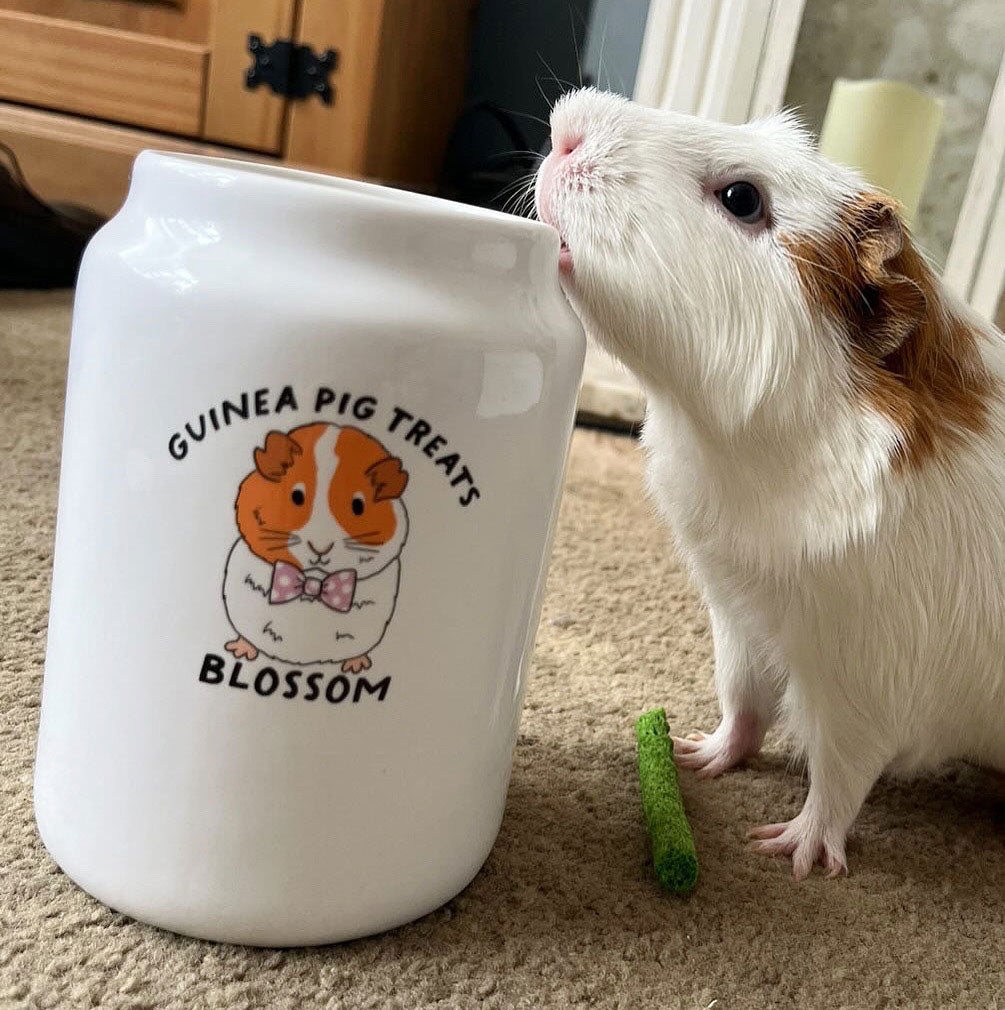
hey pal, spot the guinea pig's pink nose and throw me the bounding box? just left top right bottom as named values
left=553, top=132, right=583, bottom=158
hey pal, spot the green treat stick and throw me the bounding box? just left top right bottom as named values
left=634, top=707, right=699, bottom=895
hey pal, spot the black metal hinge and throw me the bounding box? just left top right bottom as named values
left=245, top=35, right=338, bottom=105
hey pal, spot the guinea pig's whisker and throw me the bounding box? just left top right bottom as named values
left=594, top=15, right=620, bottom=94
left=534, top=76, right=551, bottom=113
left=536, top=53, right=575, bottom=98
left=568, top=6, right=584, bottom=87
left=504, top=108, right=552, bottom=131
left=491, top=150, right=545, bottom=166
left=627, top=211, right=697, bottom=314
left=499, top=175, right=532, bottom=210
left=511, top=176, right=542, bottom=219
left=784, top=251, right=870, bottom=309
left=783, top=251, right=853, bottom=284
left=498, top=169, right=541, bottom=219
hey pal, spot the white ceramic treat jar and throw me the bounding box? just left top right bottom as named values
left=34, top=152, right=585, bottom=945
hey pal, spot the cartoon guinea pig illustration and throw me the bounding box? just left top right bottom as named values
left=223, top=423, right=409, bottom=671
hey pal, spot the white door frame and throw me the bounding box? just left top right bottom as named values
left=634, top=0, right=807, bottom=124
left=943, top=54, right=1005, bottom=321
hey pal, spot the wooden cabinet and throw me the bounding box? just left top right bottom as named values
left=0, top=0, right=475, bottom=214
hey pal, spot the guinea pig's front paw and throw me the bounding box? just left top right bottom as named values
left=341, top=654, right=372, bottom=675
left=225, top=636, right=259, bottom=661
left=672, top=714, right=764, bottom=778
left=748, top=811, right=848, bottom=881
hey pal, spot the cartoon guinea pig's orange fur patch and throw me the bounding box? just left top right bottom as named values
left=782, top=192, right=999, bottom=470
left=330, top=427, right=408, bottom=547
left=236, top=424, right=327, bottom=568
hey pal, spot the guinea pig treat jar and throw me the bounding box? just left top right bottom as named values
left=34, top=152, right=586, bottom=945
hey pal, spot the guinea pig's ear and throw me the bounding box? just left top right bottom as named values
left=847, top=195, right=928, bottom=357
left=254, top=431, right=302, bottom=481
left=786, top=192, right=928, bottom=358
left=366, top=456, right=408, bottom=502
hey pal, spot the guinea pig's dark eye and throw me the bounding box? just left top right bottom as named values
left=351, top=493, right=365, bottom=516
left=717, top=181, right=764, bottom=224
left=291, top=484, right=306, bottom=506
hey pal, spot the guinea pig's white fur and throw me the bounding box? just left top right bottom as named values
left=536, top=88, right=1005, bottom=878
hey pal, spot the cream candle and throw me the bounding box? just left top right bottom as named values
left=819, top=78, right=943, bottom=226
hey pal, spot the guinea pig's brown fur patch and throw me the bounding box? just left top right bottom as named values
left=783, top=193, right=998, bottom=469
left=331, top=427, right=408, bottom=547
left=237, top=423, right=327, bottom=568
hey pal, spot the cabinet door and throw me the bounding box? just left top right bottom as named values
left=0, top=0, right=212, bottom=41
left=284, top=0, right=476, bottom=186
left=0, top=0, right=294, bottom=151
left=202, top=0, right=297, bottom=152
left=0, top=3, right=208, bottom=135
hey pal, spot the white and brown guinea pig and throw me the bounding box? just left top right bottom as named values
left=536, top=88, right=1005, bottom=878
left=223, top=423, right=408, bottom=672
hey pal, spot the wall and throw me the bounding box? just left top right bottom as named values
left=784, top=0, right=1004, bottom=268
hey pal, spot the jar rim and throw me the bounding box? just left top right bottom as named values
left=134, top=150, right=555, bottom=243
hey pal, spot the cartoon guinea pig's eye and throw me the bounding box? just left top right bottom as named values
left=717, top=181, right=764, bottom=224
left=291, top=483, right=306, bottom=507
left=351, top=493, right=365, bottom=517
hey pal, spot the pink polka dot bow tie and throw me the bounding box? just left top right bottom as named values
left=269, top=561, right=357, bottom=612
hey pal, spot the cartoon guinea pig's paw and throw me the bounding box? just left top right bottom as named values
left=225, top=637, right=259, bottom=661
left=748, top=809, right=848, bottom=881
left=341, top=654, right=372, bottom=675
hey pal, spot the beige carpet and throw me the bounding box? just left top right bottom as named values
left=1, top=291, right=1001, bottom=1010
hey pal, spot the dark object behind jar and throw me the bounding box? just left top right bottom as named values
left=0, top=144, right=105, bottom=290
